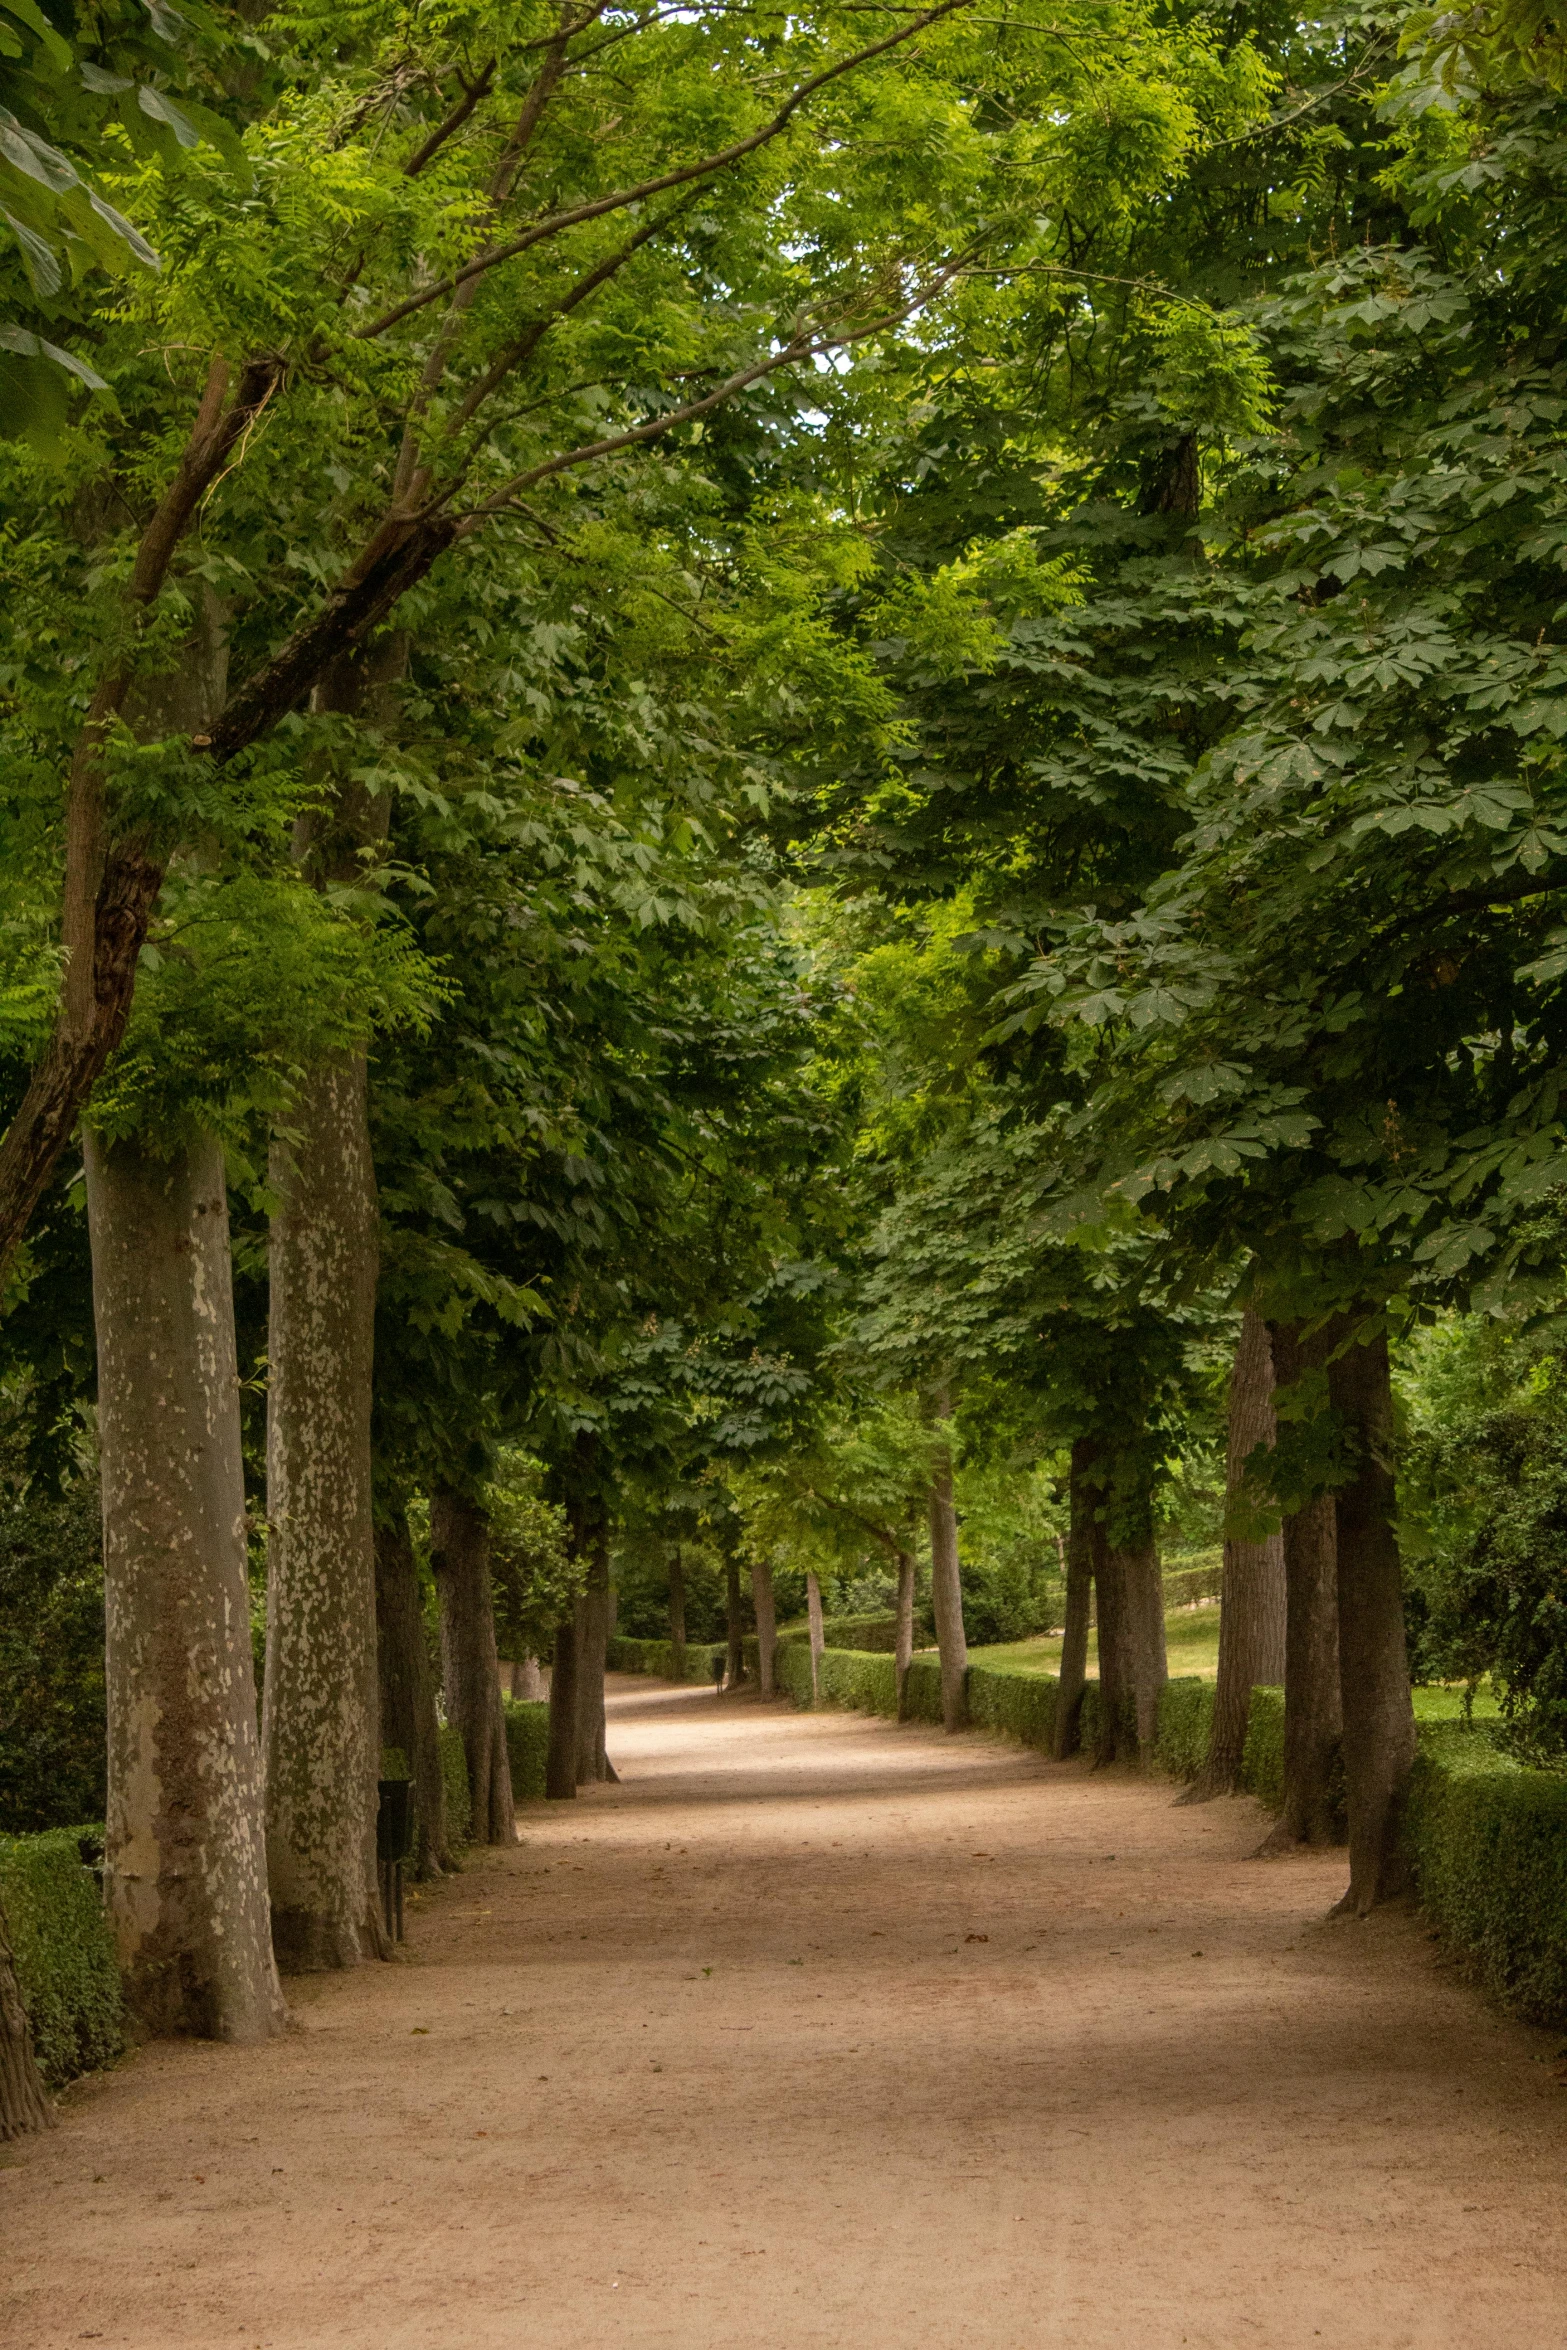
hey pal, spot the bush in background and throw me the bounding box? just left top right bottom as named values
left=0, top=1827, right=122, bottom=2085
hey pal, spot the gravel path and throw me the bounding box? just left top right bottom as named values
left=4, top=1675, right=1565, bottom=2349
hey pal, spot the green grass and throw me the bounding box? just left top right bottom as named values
left=968, top=1597, right=1224, bottom=1681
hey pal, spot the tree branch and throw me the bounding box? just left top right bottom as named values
left=356, top=0, right=975, bottom=341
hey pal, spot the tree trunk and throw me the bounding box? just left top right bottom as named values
left=85, top=1127, right=286, bottom=2041
left=1053, top=1436, right=1097, bottom=1760
left=806, top=1570, right=825, bottom=1704
left=374, top=1510, right=450, bottom=1877
left=725, top=1555, right=744, bottom=1688
left=927, top=1410, right=968, bottom=1732
left=1257, top=1321, right=1343, bottom=1854
left=575, top=1511, right=612, bottom=1784
left=1328, top=1323, right=1416, bottom=1915
left=668, top=1547, right=686, bottom=1678
left=432, top=1491, right=515, bottom=1845
left=263, top=1049, right=386, bottom=1969
left=264, top=637, right=405, bottom=1968
left=750, top=1556, right=777, bottom=1697
left=1187, top=1310, right=1286, bottom=1801
left=1117, top=1539, right=1167, bottom=1760
left=0, top=1893, right=52, bottom=2141
left=512, top=1655, right=543, bottom=1701
left=1091, top=1506, right=1130, bottom=1765
left=894, top=1550, right=916, bottom=1721
left=545, top=1614, right=579, bottom=1800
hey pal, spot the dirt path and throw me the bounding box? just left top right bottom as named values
left=4, top=1678, right=1565, bottom=2350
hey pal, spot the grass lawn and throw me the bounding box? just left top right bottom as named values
left=964, top=1602, right=1500, bottom=1719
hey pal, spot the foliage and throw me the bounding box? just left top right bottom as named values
left=0, top=1451, right=103, bottom=1833
left=1397, top=1314, right=1567, bottom=1750
left=1407, top=1723, right=1567, bottom=2024
left=0, top=1824, right=122, bottom=2084
left=486, top=1453, right=575, bottom=1661
left=501, top=1698, right=549, bottom=1803
left=437, top=1720, right=469, bottom=1849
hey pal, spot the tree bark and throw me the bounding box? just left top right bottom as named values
left=1117, top=1538, right=1167, bottom=1760
left=84, top=1126, right=286, bottom=2039
left=574, top=1510, right=612, bottom=1784
left=894, top=1549, right=916, bottom=1721
left=1328, top=1322, right=1416, bottom=1915
left=1187, top=1309, right=1286, bottom=1801
left=1053, top=1436, right=1097, bottom=1760
left=432, top=1490, right=515, bottom=1845
left=511, top=1655, right=543, bottom=1701
left=0, top=1892, right=52, bottom=2141
left=263, top=640, right=406, bottom=1970
left=667, top=1546, right=687, bottom=1677
left=374, top=1510, right=450, bottom=1876
left=263, top=1049, right=386, bottom=1969
left=725, top=1555, right=744, bottom=1688
left=806, top=1569, right=825, bottom=1704
left=1257, top=1321, right=1343, bottom=1854
left=750, top=1556, right=777, bottom=1697
left=927, top=1400, right=968, bottom=1732
left=545, top=1613, right=579, bottom=1800
left=1091, top=1504, right=1130, bottom=1765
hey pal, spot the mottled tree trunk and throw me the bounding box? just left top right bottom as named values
left=545, top=1614, right=579, bottom=1800
left=894, top=1550, right=916, bottom=1721
left=667, top=1547, right=687, bottom=1678
left=1188, top=1310, right=1286, bottom=1801
left=927, top=1404, right=968, bottom=1732
left=1053, top=1436, right=1097, bottom=1760
left=806, top=1570, right=825, bottom=1704
left=1328, top=1324, right=1416, bottom=1915
left=1258, top=1322, right=1343, bottom=1854
left=264, top=638, right=404, bottom=1969
left=374, top=1511, right=450, bottom=1877
left=263, top=1050, right=385, bottom=1969
left=575, top=1512, right=612, bottom=1784
left=511, top=1656, right=543, bottom=1701
left=85, top=1128, right=285, bottom=2039
left=432, top=1491, right=515, bottom=1845
left=0, top=1894, right=52, bottom=2140
left=725, top=1555, right=745, bottom=1689
left=750, top=1556, right=777, bottom=1697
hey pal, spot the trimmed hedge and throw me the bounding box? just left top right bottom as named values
left=0, top=1827, right=122, bottom=2087
left=607, top=1635, right=726, bottom=1684
left=968, top=1664, right=1057, bottom=1749
left=1406, top=1725, right=1567, bottom=2024
left=438, top=1720, right=471, bottom=1847
left=503, top=1698, right=550, bottom=1801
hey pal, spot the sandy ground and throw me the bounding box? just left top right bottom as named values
left=4, top=1676, right=1566, bottom=2350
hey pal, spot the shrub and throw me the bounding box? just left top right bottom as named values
left=0, top=1827, right=122, bottom=2087
left=503, top=1699, right=550, bottom=1802
left=818, top=1650, right=899, bottom=1716
left=902, top=1656, right=945, bottom=1724
left=0, top=1479, right=107, bottom=1834
left=606, top=1635, right=726, bottom=1683
left=439, top=1720, right=470, bottom=1846
left=969, top=1665, right=1058, bottom=1751
left=1405, top=1725, right=1567, bottom=2025
left=1239, top=1686, right=1286, bottom=1811
left=1154, top=1678, right=1214, bottom=1781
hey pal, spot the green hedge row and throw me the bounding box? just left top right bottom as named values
left=607, top=1635, right=727, bottom=1684
left=503, top=1698, right=550, bottom=1802
left=0, top=1827, right=122, bottom=2087
left=1406, top=1724, right=1567, bottom=2025
left=438, top=1720, right=470, bottom=1846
